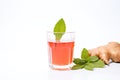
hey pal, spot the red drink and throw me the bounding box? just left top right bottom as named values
left=47, top=32, right=75, bottom=70
left=48, top=42, right=74, bottom=66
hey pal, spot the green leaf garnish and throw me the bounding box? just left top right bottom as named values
left=71, top=64, right=85, bottom=70
left=93, top=59, right=105, bottom=68
left=81, top=48, right=90, bottom=60
left=84, top=63, right=94, bottom=70
left=53, top=18, right=66, bottom=41
left=72, top=48, right=106, bottom=71
left=73, top=58, right=87, bottom=65
left=88, top=56, right=99, bottom=62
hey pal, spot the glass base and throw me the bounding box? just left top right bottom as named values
left=49, top=64, right=73, bottom=70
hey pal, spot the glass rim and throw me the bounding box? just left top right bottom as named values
left=47, top=31, right=75, bottom=34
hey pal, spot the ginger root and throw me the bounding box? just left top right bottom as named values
left=88, top=42, right=120, bottom=64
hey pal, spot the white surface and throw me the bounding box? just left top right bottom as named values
left=0, top=0, right=120, bottom=80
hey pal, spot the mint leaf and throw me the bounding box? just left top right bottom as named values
left=71, top=64, right=85, bottom=70
left=73, top=58, right=87, bottom=65
left=81, top=48, right=90, bottom=60
left=53, top=18, right=66, bottom=41
left=88, top=56, right=99, bottom=62
left=72, top=48, right=106, bottom=71
left=84, top=59, right=105, bottom=70
left=93, top=59, right=105, bottom=68
left=84, top=63, right=94, bottom=70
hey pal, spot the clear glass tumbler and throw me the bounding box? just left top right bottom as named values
left=47, top=32, right=75, bottom=70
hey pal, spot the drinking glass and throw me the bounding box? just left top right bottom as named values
left=47, top=32, right=75, bottom=70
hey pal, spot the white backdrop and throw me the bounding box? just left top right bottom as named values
left=0, top=0, right=120, bottom=80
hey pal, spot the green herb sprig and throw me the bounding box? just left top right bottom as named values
left=72, top=48, right=105, bottom=70
left=53, top=18, right=66, bottom=41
